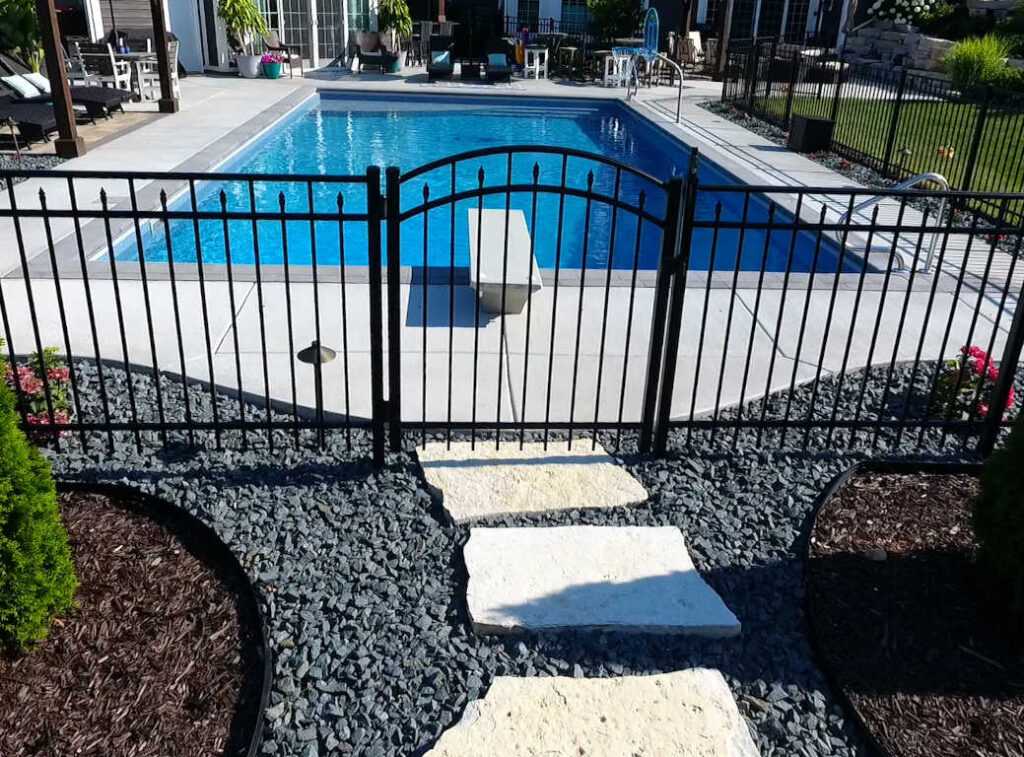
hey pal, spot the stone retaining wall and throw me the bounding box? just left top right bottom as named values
left=842, top=21, right=956, bottom=72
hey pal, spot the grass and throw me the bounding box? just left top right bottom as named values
left=751, top=93, right=1024, bottom=220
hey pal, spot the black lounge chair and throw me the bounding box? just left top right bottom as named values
left=0, top=93, right=58, bottom=143
left=485, top=46, right=512, bottom=84
left=0, top=53, right=126, bottom=120
left=427, top=37, right=455, bottom=82
left=355, top=31, right=397, bottom=73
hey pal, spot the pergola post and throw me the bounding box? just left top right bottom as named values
left=150, top=0, right=179, bottom=113
left=36, top=0, right=85, bottom=158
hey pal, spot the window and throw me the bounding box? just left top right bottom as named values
left=517, top=0, right=539, bottom=30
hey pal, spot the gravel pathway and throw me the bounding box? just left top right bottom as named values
left=38, top=359, right=988, bottom=757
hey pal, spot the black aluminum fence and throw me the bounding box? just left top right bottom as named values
left=722, top=39, right=1024, bottom=224
left=1, top=146, right=1023, bottom=464
left=501, top=15, right=591, bottom=45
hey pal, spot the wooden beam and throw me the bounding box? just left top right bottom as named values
left=36, top=0, right=85, bottom=158
left=150, top=0, right=179, bottom=113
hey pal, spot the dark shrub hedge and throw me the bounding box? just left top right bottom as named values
left=0, top=381, right=76, bottom=649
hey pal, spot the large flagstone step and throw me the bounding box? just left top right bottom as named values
left=464, top=526, right=741, bottom=637
left=424, top=669, right=761, bottom=756
left=416, top=440, right=648, bottom=523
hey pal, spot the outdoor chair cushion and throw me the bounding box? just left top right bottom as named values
left=432, top=50, right=450, bottom=65
left=23, top=72, right=51, bottom=93
left=487, top=53, right=506, bottom=67
left=2, top=75, right=41, bottom=98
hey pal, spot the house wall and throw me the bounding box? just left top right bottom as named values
left=99, top=0, right=154, bottom=31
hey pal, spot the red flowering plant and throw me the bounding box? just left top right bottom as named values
left=934, top=345, right=1015, bottom=421
left=0, top=341, right=72, bottom=440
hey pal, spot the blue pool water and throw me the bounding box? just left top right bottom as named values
left=120, top=93, right=854, bottom=273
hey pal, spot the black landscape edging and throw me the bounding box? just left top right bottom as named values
left=802, top=459, right=984, bottom=757
left=57, top=482, right=274, bottom=757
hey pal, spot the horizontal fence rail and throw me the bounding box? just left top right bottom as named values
left=1, top=145, right=1022, bottom=462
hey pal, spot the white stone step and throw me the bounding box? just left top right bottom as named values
left=424, top=669, right=761, bottom=757
left=464, top=526, right=741, bottom=637
left=416, top=440, right=648, bottom=523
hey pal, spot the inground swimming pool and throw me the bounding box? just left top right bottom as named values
left=118, top=92, right=856, bottom=273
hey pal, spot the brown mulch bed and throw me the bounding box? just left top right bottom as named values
left=0, top=490, right=264, bottom=757
left=806, top=471, right=1024, bottom=757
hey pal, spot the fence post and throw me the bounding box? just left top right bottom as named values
left=979, top=282, right=1024, bottom=456
left=745, top=38, right=760, bottom=111
left=783, top=52, right=799, bottom=128
left=764, top=37, right=778, bottom=103
left=652, top=150, right=699, bottom=455
left=829, top=58, right=846, bottom=123
left=366, top=166, right=386, bottom=466
left=639, top=173, right=686, bottom=453
left=881, top=69, right=908, bottom=177
left=960, top=83, right=994, bottom=198
left=385, top=166, right=403, bottom=453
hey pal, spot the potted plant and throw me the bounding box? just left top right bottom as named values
left=378, top=0, right=413, bottom=72
left=217, top=0, right=269, bottom=78
left=261, top=52, right=284, bottom=79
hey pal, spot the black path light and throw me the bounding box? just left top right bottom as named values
left=297, top=340, right=336, bottom=449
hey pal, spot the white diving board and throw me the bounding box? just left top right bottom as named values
left=467, top=208, right=542, bottom=315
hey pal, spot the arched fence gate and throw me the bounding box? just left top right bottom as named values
left=1, top=145, right=1022, bottom=465
left=382, top=146, right=688, bottom=458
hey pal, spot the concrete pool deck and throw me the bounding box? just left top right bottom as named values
left=0, top=72, right=1017, bottom=427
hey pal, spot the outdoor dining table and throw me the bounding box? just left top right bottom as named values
left=114, top=51, right=159, bottom=101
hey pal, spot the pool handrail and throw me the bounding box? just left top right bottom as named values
left=836, top=172, right=949, bottom=273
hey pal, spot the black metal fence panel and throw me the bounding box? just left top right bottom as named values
left=722, top=40, right=1024, bottom=225
left=1, top=146, right=1022, bottom=462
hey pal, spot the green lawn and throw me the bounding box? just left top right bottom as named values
left=753, top=94, right=1024, bottom=218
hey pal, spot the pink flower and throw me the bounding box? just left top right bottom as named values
left=987, top=365, right=1000, bottom=383
left=11, top=366, right=43, bottom=395
left=1008, top=387, right=1016, bottom=409
left=47, top=367, right=70, bottom=383
left=977, top=402, right=990, bottom=418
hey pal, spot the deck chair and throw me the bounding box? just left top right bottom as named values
left=427, top=36, right=455, bottom=82
left=355, top=31, right=397, bottom=73
left=0, top=92, right=59, bottom=143
left=485, top=43, right=512, bottom=84
left=0, top=53, right=126, bottom=121
left=265, top=32, right=303, bottom=77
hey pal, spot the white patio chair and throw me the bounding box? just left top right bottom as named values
left=76, top=42, right=131, bottom=92
left=139, top=40, right=180, bottom=101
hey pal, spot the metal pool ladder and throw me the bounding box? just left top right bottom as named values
left=625, top=53, right=684, bottom=124
left=834, top=172, right=949, bottom=273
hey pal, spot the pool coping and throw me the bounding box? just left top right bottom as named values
left=11, top=86, right=961, bottom=295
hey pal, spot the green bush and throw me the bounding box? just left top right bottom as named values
left=977, top=415, right=1024, bottom=629
left=0, top=380, right=76, bottom=649
left=943, top=34, right=1014, bottom=86
left=919, top=3, right=996, bottom=40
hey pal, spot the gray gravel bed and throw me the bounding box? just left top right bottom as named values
left=39, top=358, right=993, bottom=757
left=0, top=153, right=66, bottom=189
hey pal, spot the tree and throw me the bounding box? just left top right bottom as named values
left=587, top=0, right=645, bottom=45
left=976, top=415, right=1024, bottom=629
left=0, top=379, right=77, bottom=649
left=378, top=0, right=413, bottom=53
left=0, top=0, right=43, bottom=71
left=217, top=0, right=268, bottom=55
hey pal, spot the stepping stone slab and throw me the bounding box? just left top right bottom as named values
left=416, top=440, right=648, bottom=523
left=464, top=526, right=741, bottom=637
left=424, top=669, right=761, bottom=757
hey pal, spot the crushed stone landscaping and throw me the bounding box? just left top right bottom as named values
left=37, top=358, right=986, bottom=756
